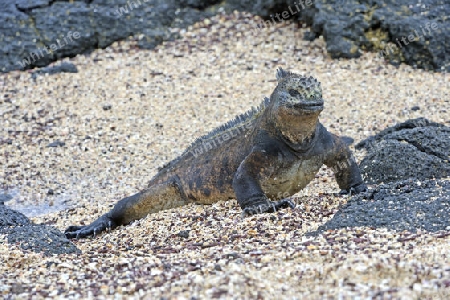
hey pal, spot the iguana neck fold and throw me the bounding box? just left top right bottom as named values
left=261, top=107, right=321, bottom=152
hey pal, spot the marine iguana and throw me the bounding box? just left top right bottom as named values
left=65, top=68, right=367, bottom=239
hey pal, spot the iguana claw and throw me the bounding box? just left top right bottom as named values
left=65, top=215, right=116, bottom=239
left=241, top=199, right=296, bottom=217
left=339, top=182, right=368, bottom=195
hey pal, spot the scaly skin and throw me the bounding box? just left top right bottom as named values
left=65, top=68, right=367, bottom=239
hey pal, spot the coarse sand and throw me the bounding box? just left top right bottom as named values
left=1, top=11, right=449, bottom=299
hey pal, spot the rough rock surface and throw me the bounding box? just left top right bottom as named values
left=312, top=179, right=450, bottom=234
left=0, top=192, right=13, bottom=205
left=0, top=205, right=80, bottom=255
left=0, top=225, right=81, bottom=256
left=319, top=119, right=450, bottom=237
left=30, top=62, right=78, bottom=80
left=0, top=204, right=31, bottom=226
left=1, top=0, right=448, bottom=72
left=356, top=118, right=450, bottom=183
left=0, top=0, right=217, bottom=72
left=297, top=0, right=449, bottom=71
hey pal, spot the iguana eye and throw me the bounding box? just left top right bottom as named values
left=288, top=89, right=300, bottom=97
left=306, top=91, right=316, bottom=99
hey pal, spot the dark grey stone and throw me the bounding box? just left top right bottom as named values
left=294, top=0, right=449, bottom=72
left=15, top=0, right=50, bottom=11
left=1, top=204, right=80, bottom=255
left=314, top=118, right=450, bottom=235
left=372, top=0, right=449, bottom=71
left=356, top=117, right=445, bottom=149
left=0, top=193, right=13, bottom=205
left=0, top=205, right=31, bottom=226
left=309, top=179, right=450, bottom=234
left=303, top=31, right=317, bottom=41
left=341, top=136, right=354, bottom=145
left=0, top=225, right=81, bottom=256
left=2, top=0, right=447, bottom=72
left=0, top=0, right=216, bottom=72
left=30, top=62, right=78, bottom=80
left=177, top=230, right=190, bottom=238
left=359, top=139, right=450, bottom=184
left=356, top=118, right=450, bottom=184
left=47, top=140, right=65, bottom=147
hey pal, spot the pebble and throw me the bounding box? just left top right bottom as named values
left=0, top=193, right=13, bottom=204
left=46, top=140, right=65, bottom=148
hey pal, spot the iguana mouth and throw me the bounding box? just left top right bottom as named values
left=289, top=101, right=324, bottom=111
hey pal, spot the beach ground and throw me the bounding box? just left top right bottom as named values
left=1, top=11, right=449, bottom=299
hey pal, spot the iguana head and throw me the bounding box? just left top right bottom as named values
left=273, top=68, right=323, bottom=113
left=269, top=68, right=323, bottom=144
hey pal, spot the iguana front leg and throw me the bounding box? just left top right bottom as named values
left=65, top=176, right=188, bottom=238
left=325, top=134, right=367, bottom=194
left=232, top=150, right=295, bottom=216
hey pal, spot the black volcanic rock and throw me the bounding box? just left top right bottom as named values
left=356, top=118, right=450, bottom=184
left=310, top=179, right=450, bottom=234
left=1, top=0, right=448, bottom=72
left=0, top=204, right=80, bottom=255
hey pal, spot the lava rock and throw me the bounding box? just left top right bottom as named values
left=310, top=179, right=450, bottom=234
left=0, top=193, right=13, bottom=205
left=2, top=0, right=447, bottom=72
left=0, top=225, right=82, bottom=256
left=31, top=62, right=78, bottom=79
left=294, top=0, right=449, bottom=72
left=47, top=140, right=65, bottom=147
left=0, top=205, right=80, bottom=255
left=177, top=230, right=190, bottom=238
left=341, top=136, right=355, bottom=145
left=356, top=118, right=450, bottom=184
left=0, top=205, right=31, bottom=226
left=102, top=104, right=112, bottom=111
left=202, top=0, right=439, bottom=73
left=0, top=0, right=216, bottom=72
